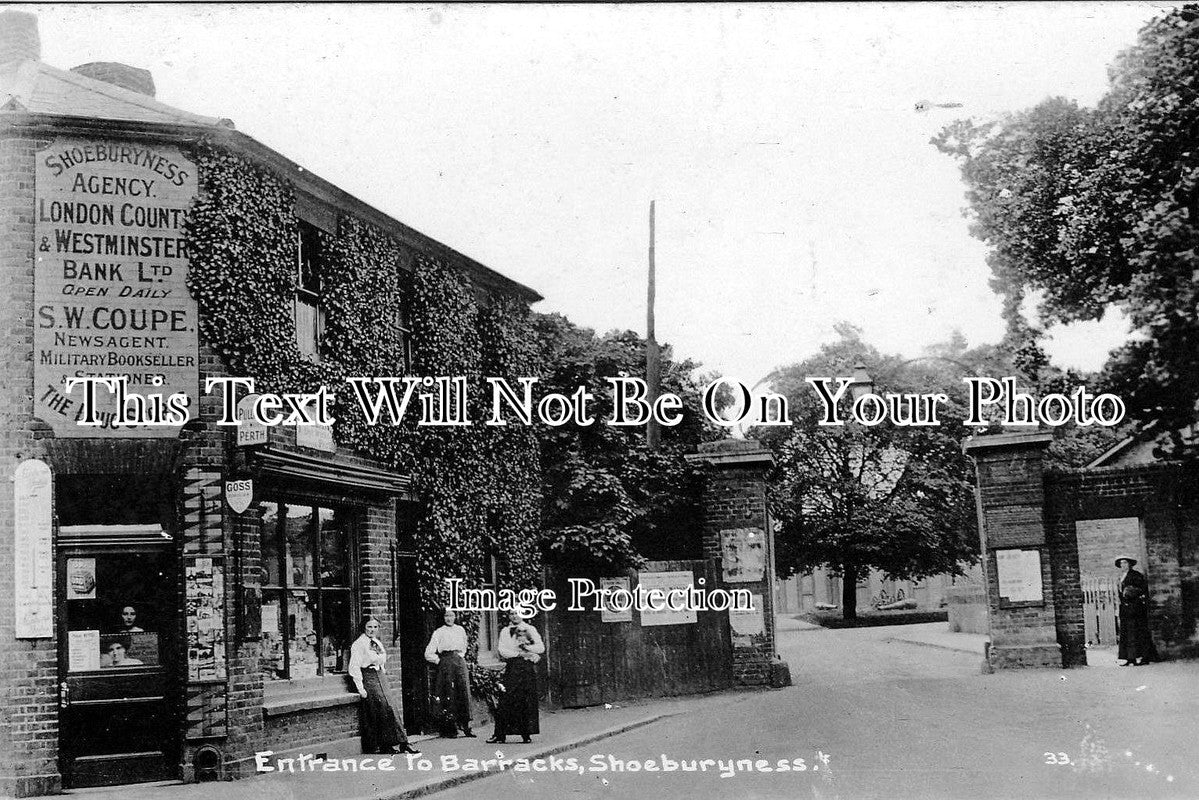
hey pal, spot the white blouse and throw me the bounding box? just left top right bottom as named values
left=348, top=634, right=388, bottom=694
left=424, top=624, right=469, bottom=664
left=497, top=621, right=545, bottom=661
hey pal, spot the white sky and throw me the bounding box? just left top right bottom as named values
left=18, top=2, right=1174, bottom=383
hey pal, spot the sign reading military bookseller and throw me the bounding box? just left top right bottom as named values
left=34, top=139, right=199, bottom=437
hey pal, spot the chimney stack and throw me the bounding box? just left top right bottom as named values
left=71, top=62, right=156, bottom=98
left=0, top=10, right=41, bottom=64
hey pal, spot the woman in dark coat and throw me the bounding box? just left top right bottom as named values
left=487, top=610, right=544, bottom=744
left=349, top=616, right=419, bottom=754
left=1115, top=556, right=1156, bottom=666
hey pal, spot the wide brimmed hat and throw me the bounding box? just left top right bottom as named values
left=1114, top=555, right=1138, bottom=567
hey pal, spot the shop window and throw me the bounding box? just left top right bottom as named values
left=260, top=500, right=354, bottom=680
left=295, top=221, right=325, bottom=361
left=57, top=473, right=173, bottom=673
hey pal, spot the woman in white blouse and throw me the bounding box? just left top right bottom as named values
left=424, top=608, right=475, bottom=738
left=349, top=616, right=418, bottom=755
left=487, top=609, right=545, bottom=744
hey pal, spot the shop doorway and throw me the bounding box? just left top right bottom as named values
left=56, top=473, right=180, bottom=788
left=395, top=500, right=431, bottom=733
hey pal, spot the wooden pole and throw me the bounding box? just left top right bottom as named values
left=647, top=200, right=661, bottom=451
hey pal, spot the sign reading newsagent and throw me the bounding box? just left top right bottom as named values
left=34, top=139, right=199, bottom=437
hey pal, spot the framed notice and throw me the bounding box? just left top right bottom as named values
left=995, top=548, right=1044, bottom=605
left=721, top=527, right=765, bottom=583
left=638, top=570, right=697, bottom=627
left=68, top=630, right=101, bottom=672
left=729, top=594, right=765, bottom=647
left=600, top=577, right=633, bottom=623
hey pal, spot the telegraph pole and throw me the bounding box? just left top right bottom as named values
left=646, top=200, right=661, bottom=451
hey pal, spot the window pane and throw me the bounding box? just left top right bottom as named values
left=260, top=502, right=281, bottom=586
left=319, top=507, right=349, bottom=587
left=321, top=591, right=352, bottom=673
left=295, top=298, right=319, bottom=358
left=261, top=590, right=286, bottom=681
left=287, top=590, right=320, bottom=679
left=285, top=505, right=315, bottom=587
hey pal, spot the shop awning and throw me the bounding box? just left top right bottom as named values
left=252, top=448, right=413, bottom=496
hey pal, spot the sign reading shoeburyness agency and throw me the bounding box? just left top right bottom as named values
left=34, top=138, right=199, bottom=438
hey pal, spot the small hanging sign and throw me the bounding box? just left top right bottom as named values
left=225, top=479, right=253, bottom=514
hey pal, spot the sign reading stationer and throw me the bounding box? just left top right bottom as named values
left=34, top=138, right=199, bottom=437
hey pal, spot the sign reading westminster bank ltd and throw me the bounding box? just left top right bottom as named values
left=34, top=139, right=199, bottom=437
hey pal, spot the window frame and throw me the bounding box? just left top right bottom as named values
left=295, top=221, right=325, bottom=362
left=395, top=273, right=414, bottom=373
left=260, top=498, right=358, bottom=681
left=476, top=554, right=502, bottom=666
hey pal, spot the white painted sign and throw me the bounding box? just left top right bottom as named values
left=236, top=395, right=269, bottom=447
left=225, top=479, right=253, bottom=514
left=14, top=459, right=53, bottom=638
left=68, top=629, right=101, bottom=672
left=34, top=138, right=199, bottom=437
left=638, top=570, right=697, bottom=627
left=600, top=576, right=633, bottom=623
left=296, top=398, right=336, bottom=452
left=996, top=548, right=1043, bottom=603
left=721, top=527, right=765, bottom=583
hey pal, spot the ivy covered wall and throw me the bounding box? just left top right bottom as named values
left=183, top=141, right=543, bottom=646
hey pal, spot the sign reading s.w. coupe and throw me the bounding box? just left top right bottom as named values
left=34, top=139, right=199, bottom=437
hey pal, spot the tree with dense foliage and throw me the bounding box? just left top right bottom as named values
left=933, top=5, right=1199, bottom=456
left=760, top=324, right=981, bottom=619
left=531, top=313, right=722, bottom=575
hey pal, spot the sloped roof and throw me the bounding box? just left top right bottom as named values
left=0, top=57, right=225, bottom=127
left=0, top=54, right=541, bottom=303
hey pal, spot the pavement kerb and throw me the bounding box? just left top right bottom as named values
left=348, top=712, right=674, bottom=800
left=882, top=635, right=983, bottom=656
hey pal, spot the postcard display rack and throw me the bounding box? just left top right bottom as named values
left=183, top=469, right=229, bottom=739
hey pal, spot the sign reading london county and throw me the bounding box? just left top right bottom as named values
left=34, top=139, right=198, bottom=437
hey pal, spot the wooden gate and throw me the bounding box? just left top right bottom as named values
left=1082, top=575, right=1119, bottom=646
left=547, top=559, right=733, bottom=708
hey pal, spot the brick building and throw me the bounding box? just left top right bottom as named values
left=0, top=12, right=540, bottom=796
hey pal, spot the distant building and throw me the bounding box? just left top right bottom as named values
left=775, top=564, right=982, bottom=616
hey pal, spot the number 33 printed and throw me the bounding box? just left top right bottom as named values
left=1044, top=752, right=1072, bottom=766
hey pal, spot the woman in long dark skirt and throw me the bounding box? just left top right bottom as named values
left=488, top=610, right=544, bottom=744
left=349, top=616, right=419, bottom=755
left=1115, top=556, right=1157, bottom=666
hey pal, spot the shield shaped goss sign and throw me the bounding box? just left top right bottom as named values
left=225, top=479, right=253, bottom=514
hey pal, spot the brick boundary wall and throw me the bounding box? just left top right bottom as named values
left=1046, top=462, right=1199, bottom=660
left=968, top=433, right=1199, bottom=671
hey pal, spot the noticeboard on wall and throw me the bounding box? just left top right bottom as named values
left=995, top=548, right=1044, bottom=605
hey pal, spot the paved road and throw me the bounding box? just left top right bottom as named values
left=434, top=624, right=1199, bottom=800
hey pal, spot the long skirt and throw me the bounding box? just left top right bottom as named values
left=360, top=668, right=408, bottom=753
left=494, top=657, right=539, bottom=737
left=433, top=652, right=473, bottom=729
left=1118, top=602, right=1156, bottom=663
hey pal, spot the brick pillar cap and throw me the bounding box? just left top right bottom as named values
left=963, top=431, right=1054, bottom=455
left=686, top=437, right=774, bottom=467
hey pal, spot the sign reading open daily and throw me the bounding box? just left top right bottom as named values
left=34, top=138, right=199, bottom=437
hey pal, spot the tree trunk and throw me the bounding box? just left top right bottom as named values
left=842, top=562, right=858, bottom=620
